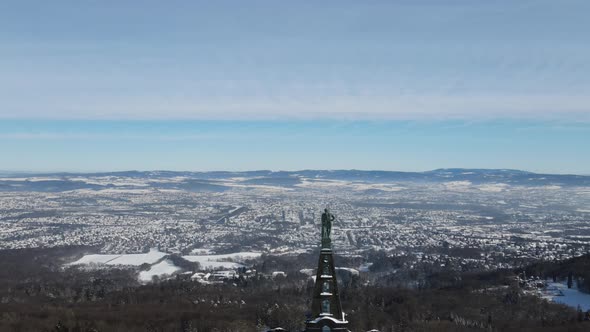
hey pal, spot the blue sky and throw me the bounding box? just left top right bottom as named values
left=0, top=1, right=589, bottom=173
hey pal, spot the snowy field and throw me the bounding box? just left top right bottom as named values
left=138, top=259, right=181, bottom=283
left=69, top=250, right=261, bottom=271
left=183, top=252, right=261, bottom=261
left=541, top=282, right=590, bottom=311
left=183, top=260, right=244, bottom=270
left=69, top=254, right=122, bottom=265
left=182, top=252, right=261, bottom=270
left=69, top=248, right=167, bottom=266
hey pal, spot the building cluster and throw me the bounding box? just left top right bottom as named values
left=0, top=177, right=589, bottom=274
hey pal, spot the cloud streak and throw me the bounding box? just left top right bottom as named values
left=2, top=93, right=589, bottom=121
left=1, top=1, right=589, bottom=121
left=0, top=132, right=226, bottom=141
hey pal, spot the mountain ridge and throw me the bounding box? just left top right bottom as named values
left=1, top=168, right=590, bottom=192
left=0, top=167, right=580, bottom=177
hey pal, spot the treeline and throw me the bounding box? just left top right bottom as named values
left=0, top=247, right=589, bottom=331
left=524, top=254, right=590, bottom=291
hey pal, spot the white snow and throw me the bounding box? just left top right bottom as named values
left=211, top=270, right=237, bottom=279
left=272, top=271, right=287, bottom=278
left=189, top=248, right=214, bottom=255
left=96, top=188, right=154, bottom=194
left=444, top=181, right=472, bottom=190
left=138, top=259, right=181, bottom=283
left=519, top=204, right=538, bottom=209
left=352, top=183, right=405, bottom=192
left=359, top=263, right=373, bottom=272
left=541, top=282, right=590, bottom=311
left=0, top=177, right=61, bottom=182
left=296, top=179, right=349, bottom=188
left=69, top=248, right=167, bottom=266
left=271, top=248, right=311, bottom=255
left=184, top=260, right=244, bottom=270
left=184, top=252, right=261, bottom=261
left=228, top=206, right=244, bottom=213
left=225, top=252, right=261, bottom=260
left=477, top=183, right=509, bottom=192
left=219, top=181, right=293, bottom=191
left=106, top=249, right=167, bottom=266
left=296, top=179, right=404, bottom=192
left=182, top=252, right=261, bottom=270
left=69, top=254, right=122, bottom=265
left=299, top=268, right=315, bottom=276
left=336, top=267, right=360, bottom=276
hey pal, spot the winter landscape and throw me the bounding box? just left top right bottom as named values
left=1, top=169, right=590, bottom=330
left=3, top=1, right=590, bottom=331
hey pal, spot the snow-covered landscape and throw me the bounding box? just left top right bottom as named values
left=541, top=282, right=590, bottom=311
left=182, top=252, right=261, bottom=270
left=138, top=259, right=181, bottom=283
left=1, top=170, right=588, bottom=283
left=69, top=248, right=167, bottom=267
left=69, top=249, right=263, bottom=282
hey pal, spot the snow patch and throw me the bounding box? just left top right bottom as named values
left=477, top=183, right=509, bottom=192
left=541, top=282, right=590, bottom=311
left=182, top=252, right=261, bottom=270
left=444, top=181, right=472, bottom=190
left=138, top=259, right=181, bottom=283
left=69, top=248, right=166, bottom=266
left=106, top=249, right=167, bottom=266
left=68, top=254, right=121, bottom=265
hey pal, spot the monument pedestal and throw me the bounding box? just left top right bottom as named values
left=305, top=237, right=349, bottom=331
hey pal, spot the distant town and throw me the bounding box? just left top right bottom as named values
left=2, top=169, right=590, bottom=331
left=1, top=169, right=589, bottom=273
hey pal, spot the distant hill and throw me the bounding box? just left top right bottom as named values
left=0, top=169, right=589, bottom=192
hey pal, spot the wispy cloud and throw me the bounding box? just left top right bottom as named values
left=1, top=1, right=589, bottom=121
left=2, top=94, right=589, bottom=121
left=0, top=132, right=227, bottom=141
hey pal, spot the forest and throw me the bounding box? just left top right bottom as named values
left=0, top=246, right=589, bottom=332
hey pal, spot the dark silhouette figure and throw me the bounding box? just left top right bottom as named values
left=321, top=208, right=334, bottom=239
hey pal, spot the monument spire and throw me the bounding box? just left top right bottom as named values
left=305, top=208, right=349, bottom=332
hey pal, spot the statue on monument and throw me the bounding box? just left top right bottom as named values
left=321, top=208, right=335, bottom=239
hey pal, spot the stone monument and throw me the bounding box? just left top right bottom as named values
left=305, top=208, right=349, bottom=332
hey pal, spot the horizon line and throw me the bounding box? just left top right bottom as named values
left=2, top=168, right=589, bottom=177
